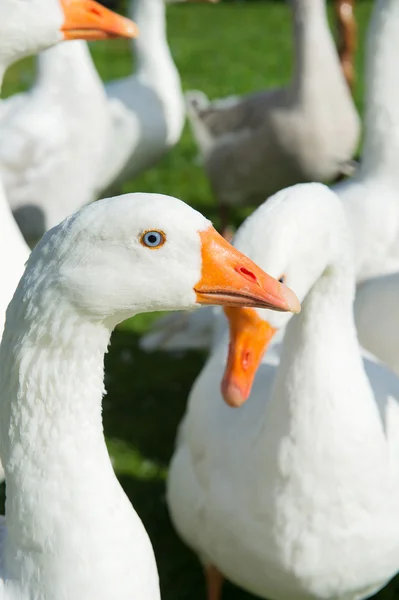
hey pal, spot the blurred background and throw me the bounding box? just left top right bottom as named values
left=2, top=1, right=389, bottom=599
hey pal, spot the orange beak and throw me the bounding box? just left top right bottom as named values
left=195, top=227, right=300, bottom=312
left=221, top=307, right=277, bottom=408
left=60, top=0, right=138, bottom=40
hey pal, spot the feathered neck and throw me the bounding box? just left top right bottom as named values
left=35, top=41, right=103, bottom=94
left=0, top=249, right=157, bottom=598
left=129, top=0, right=179, bottom=83
left=290, top=0, right=348, bottom=102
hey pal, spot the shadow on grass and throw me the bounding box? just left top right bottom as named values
left=104, top=327, right=206, bottom=465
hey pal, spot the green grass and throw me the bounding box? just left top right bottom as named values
left=4, top=2, right=399, bottom=599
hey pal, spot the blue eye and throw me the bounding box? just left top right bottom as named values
left=141, top=230, right=166, bottom=249
left=278, top=275, right=285, bottom=284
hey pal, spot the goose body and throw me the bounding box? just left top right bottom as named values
left=185, top=0, right=360, bottom=210
left=167, top=183, right=399, bottom=600
left=99, top=0, right=187, bottom=195
left=0, top=41, right=110, bottom=248
left=0, top=189, right=297, bottom=600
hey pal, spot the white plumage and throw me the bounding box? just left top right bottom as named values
left=0, top=41, right=110, bottom=247
left=167, top=183, right=399, bottom=600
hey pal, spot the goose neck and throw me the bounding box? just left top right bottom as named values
left=129, top=0, right=178, bottom=80
left=290, top=0, right=345, bottom=99
left=35, top=41, right=101, bottom=92
left=0, top=274, right=141, bottom=592
left=263, top=252, right=368, bottom=449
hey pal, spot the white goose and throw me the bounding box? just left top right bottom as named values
left=184, top=0, right=360, bottom=229
left=0, top=41, right=113, bottom=248
left=0, top=191, right=298, bottom=600
left=167, top=183, right=399, bottom=600
left=0, top=0, right=138, bottom=335
left=99, top=0, right=214, bottom=196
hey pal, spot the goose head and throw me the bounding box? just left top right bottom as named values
left=22, top=193, right=300, bottom=329
left=221, top=183, right=353, bottom=407
left=0, top=0, right=138, bottom=69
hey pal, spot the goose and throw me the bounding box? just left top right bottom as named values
left=98, top=0, right=216, bottom=197
left=141, top=0, right=399, bottom=373
left=184, top=0, right=360, bottom=232
left=0, top=191, right=298, bottom=600
left=0, top=41, right=112, bottom=248
left=0, top=0, right=138, bottom=335
left=167, top=182, right=399, bottom=600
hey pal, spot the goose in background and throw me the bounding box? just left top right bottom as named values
left=141, top=0, right=399, bottom=375
left=167, top=183, right=399, bottom=600
left=184, top=0, right=360, bottom=232
left=99, top=0, right=216, bottom=196
left=0, top=0, right=138, bottom=330
left=0, top=41, right=112, bottom=248
left=0, top=191, right=298, bottom=600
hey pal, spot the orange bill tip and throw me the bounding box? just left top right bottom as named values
left=221, top=307, right=277, bottom=408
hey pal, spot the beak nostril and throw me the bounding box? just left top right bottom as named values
left=242, top=350, right=251, bottom=371
left=236, top=266, right=259, bottom=285
left=89, top=6, right=101, bottom=16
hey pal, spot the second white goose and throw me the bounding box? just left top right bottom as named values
left=167, top=183, right=399, bottom=600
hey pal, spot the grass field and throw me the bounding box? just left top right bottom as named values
left=4, top=1, right=398, bottom=598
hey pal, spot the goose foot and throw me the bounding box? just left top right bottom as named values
left=335, top=0, right=357, bottom=91
left=205, top=564, right=224, bottom=600
left=219, top=204, right=234, bottom=241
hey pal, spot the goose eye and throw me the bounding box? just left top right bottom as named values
left=278, top=275, right=286, bottom=284
left=141, top=230, right=166, bottom=249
